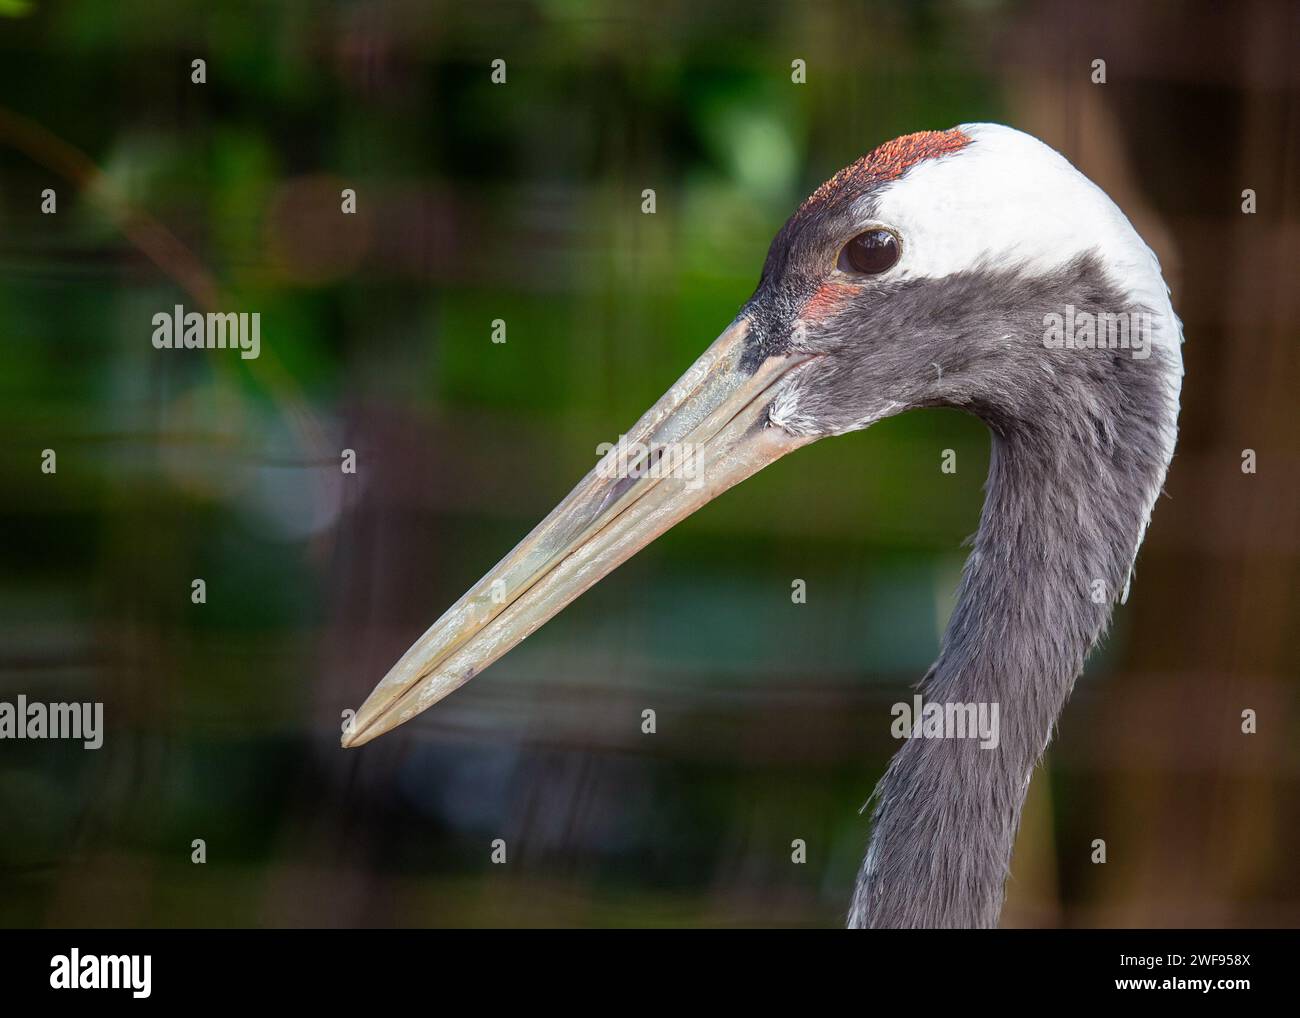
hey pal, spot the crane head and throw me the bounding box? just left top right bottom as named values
left=342, top=122, right=1182, bottom=748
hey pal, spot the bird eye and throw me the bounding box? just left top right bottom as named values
left=838, top=229, right=900, bottom=275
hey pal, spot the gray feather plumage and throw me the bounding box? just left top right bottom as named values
left=743, top=182, right=1181, bottom=927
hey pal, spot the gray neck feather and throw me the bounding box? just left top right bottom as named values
left=848, top=329, right=1177, bottom=928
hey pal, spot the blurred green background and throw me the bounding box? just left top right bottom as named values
left=1, top=0, right=1296, bottom=927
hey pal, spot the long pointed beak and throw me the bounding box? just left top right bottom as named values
left=342, top=317, right=817, bottom=748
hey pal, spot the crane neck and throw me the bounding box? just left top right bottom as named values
left=849, top=362, right=1177, bottom=928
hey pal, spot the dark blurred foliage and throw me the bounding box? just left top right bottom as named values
left=0, top=0, right=1296, bottom=927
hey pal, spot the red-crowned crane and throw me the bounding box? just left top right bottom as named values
left=342, top=124, right=1184, bottom=928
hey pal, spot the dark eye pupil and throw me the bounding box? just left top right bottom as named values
left=841, top=229, right=899, bottom=274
